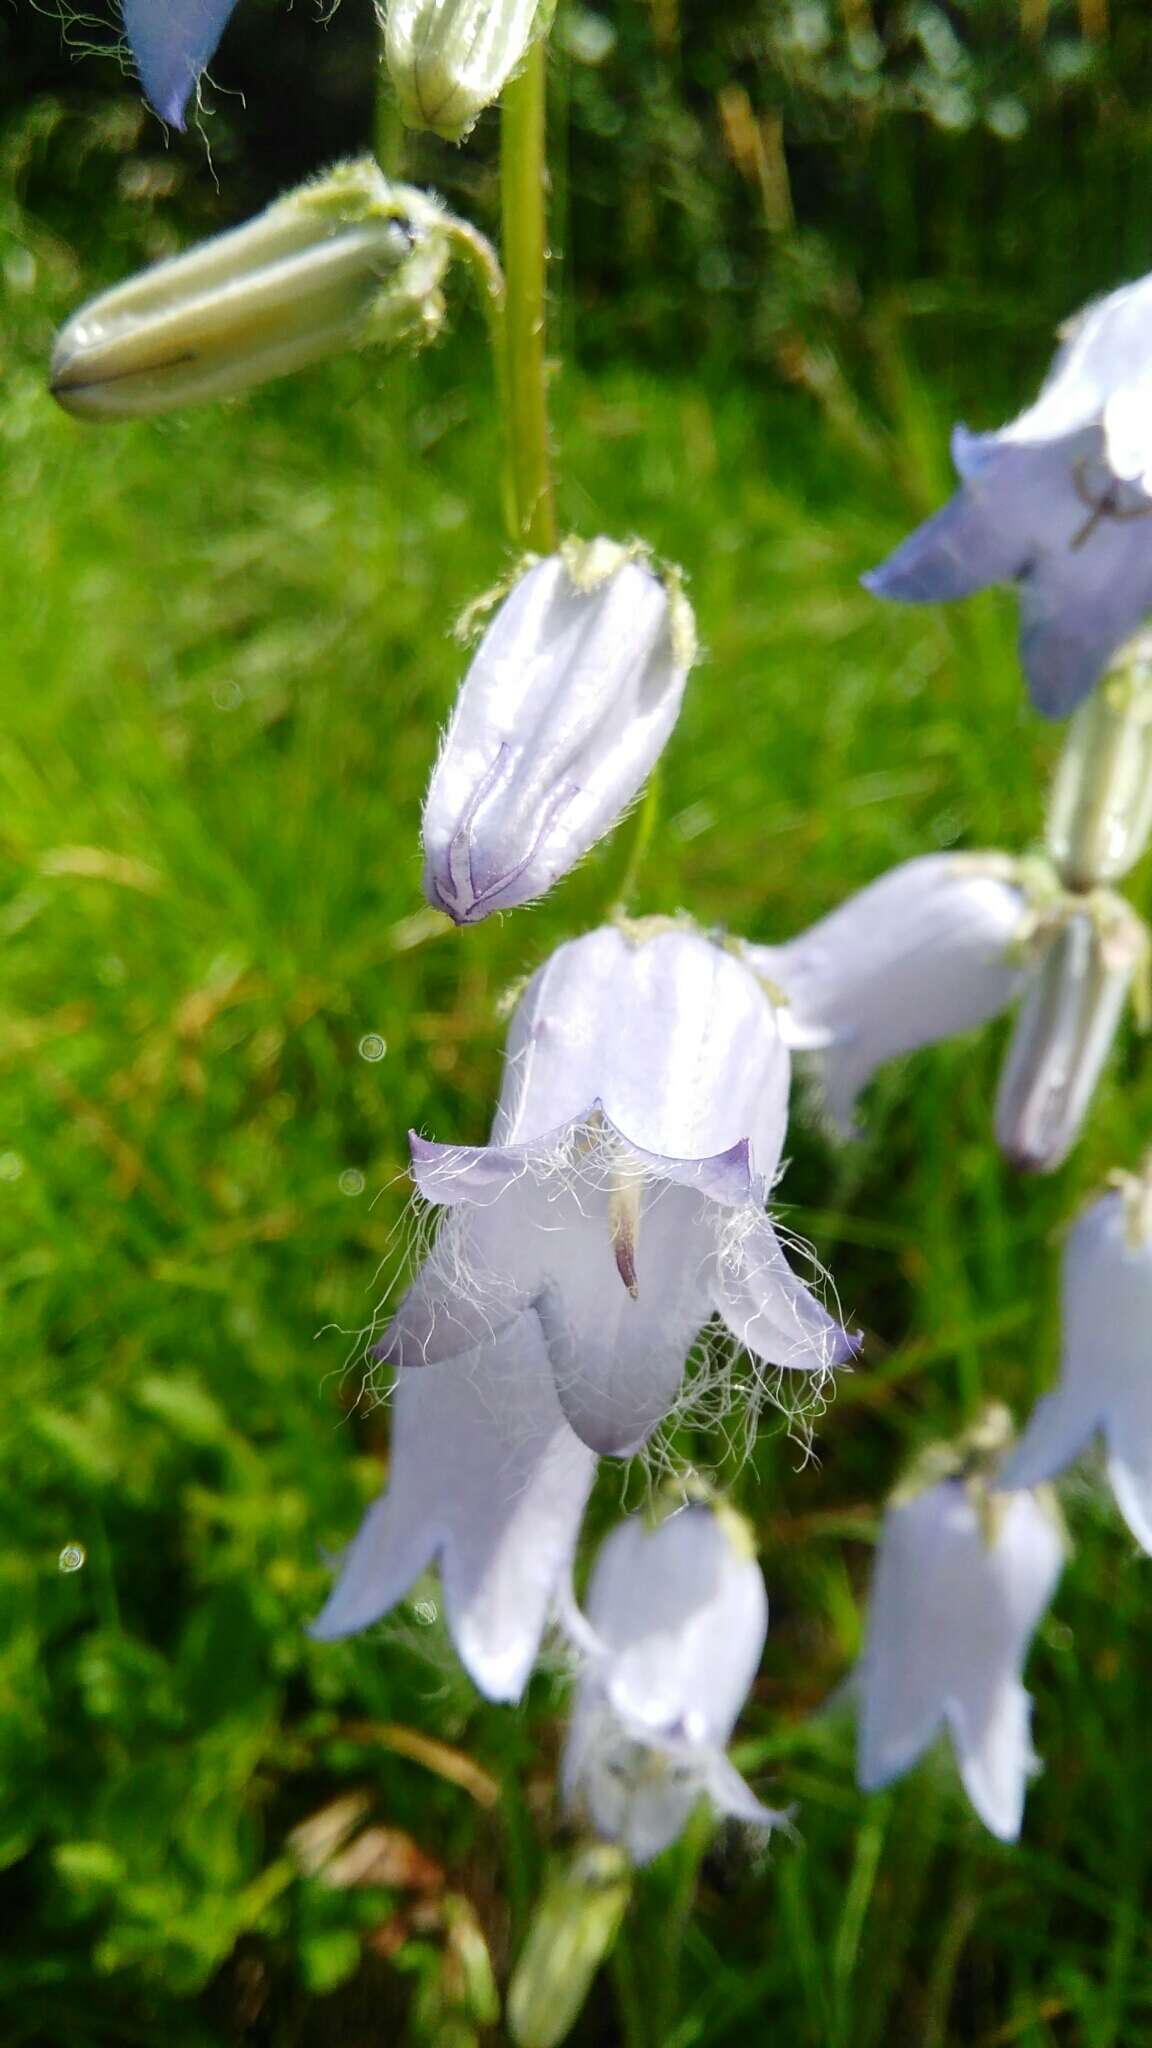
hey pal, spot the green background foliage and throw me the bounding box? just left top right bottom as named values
left=3, top=5, right=1152, bottom=2041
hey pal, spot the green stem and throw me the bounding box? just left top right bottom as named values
left=444, top=218, right=510, bottom=458
left=500, top=39, right=557, bottom=551
left=610, top=768, right=663, bottom=916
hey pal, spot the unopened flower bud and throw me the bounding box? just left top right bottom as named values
left=387, top=0, right=554, bottom=142
left=422, top=540, right=697, bottom=924
left=994, top=896, right=1147, bottom=1173
left=50, top=159, right=450, bottom=420
left=1046, top=638, right=1152, bottom=888
left=506, top=1845, right=632, bottom=2048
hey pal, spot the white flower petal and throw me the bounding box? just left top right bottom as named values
left=712, top=1214, right=851, bottom=1374
left=856, top=1480, right=1062, bottom=1837
left=310, top=1314, right=595, bottom=1702
left=756, top=854, right=1026, bottom=1135
left=422, top=548, right=694, bottom=922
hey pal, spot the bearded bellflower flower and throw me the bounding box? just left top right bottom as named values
left=994, top=894, right=1146, bottom=1174
left=387, top=0, right=554, bottom=141
left=749, top=853, right=1030, bottom=1137
left=561, top=1503, right=782, bottom=1864
left=999, top=1175, right=1152, bottom=1549
left=857, top=1438, right=1065, bottom=1841
left=865, top=271, right=1152, bottom=717
left=422, top=541, right=697, bottom=923
left=310, top=1313, right=595, bottom=1702
left=382, top=921, right=851, bottom=1457
left=123, top=0, right=240, bottom=127
left=51, top=160, right=450, bottom=421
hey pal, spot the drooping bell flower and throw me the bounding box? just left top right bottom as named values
left=422, top=541, right=697, bottom=924
left=994, top=896, right=1146, bottom=1174
left=123, top=0, right=242, bottom=128
left=561, top=1503, right=783, bottom=1865
left=857, top=1422, right=1065, bottom=1841
left=384, top=921, right=851, bottom=1456
left=387, top=0, right=554, bottom=141
left=310, top=1313, right=595, bottom=1702
left=865, top=273, right=1152, bottom=717
left=51, top=160, right=450, bottom=420
left=749, top=853, right=1030, bottom=1137
left=999, top=1175, right=1152, bottom=1549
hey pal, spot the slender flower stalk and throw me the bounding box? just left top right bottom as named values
left=500, top=37, right=556, bottom=549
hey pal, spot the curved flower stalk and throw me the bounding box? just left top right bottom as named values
left=387, top=0, right=555, bottom=142
left=51, top=160, right=450, bottom=420
left=857, top=1423, right=1065, bottom=1841
left=865, top=272, right=1152, bottom=718
left=422, top=540, right=697, bottom=923
left=999, top=1174, right=1152, bottom=1549
left=383, top=922, right=852, bottom=1456
left=561, top=1503, right=783, bottom=1865
left=749, top=852, right=1031, bottom=1137
left=310, top=1312, right=595, bottom=1702
left=994, top=894, right=1147, bottom=1174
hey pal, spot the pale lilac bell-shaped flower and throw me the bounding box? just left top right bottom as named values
left=310, top=1313, right=595, bottom=1702
left=749, top=853, right=1030, bottom=1136
left=383, top=921, right=851, bottom=1456
left=999, top=1177, right=1152, bottom=1549
left=562, top=1504, right=783, bottom=1864
left=123, top=0, right=243, bottom=128
left=422, top=541, right=697, bottom=923
left=858, top=1452, right=1065, bottom=1841
left=994, top=896, right=1146, bottom=1174
left=866, top=273, right=1152, bottom=717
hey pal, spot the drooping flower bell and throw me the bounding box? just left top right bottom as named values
left=310, top=1313, right=595, bottom=1702
left=561, top=1502, right=783, bottom=1865
left=386, top=0, right=554, bottom=141
left=422, top=541, right=697, bottom=923
left=865, top=272, right=1152, bottom=717
left=856, top=1412, right=1065, bottom=1841
left=123, top=0, right=242, bottom=127
left=994, top=893, right=1147, bottom=1174
left=51, top=160, right=450, bottom=421
left=999, top=1173, right=1152, bottom=1549
left=749, top=853, right=1031, bottom=1137
left=383, top=921, right=851, bottom=1456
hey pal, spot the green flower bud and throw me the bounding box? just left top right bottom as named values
left=386, top=0, right=555, bottom=142
left=50, top=158, right=450, bottom=420
left=1046, top=637, right=1152, bottom=890
left=506, top=1845, right=632, bottom=2048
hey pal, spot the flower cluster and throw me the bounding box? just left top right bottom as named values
left=48, top=32, right=1152, bottom=2021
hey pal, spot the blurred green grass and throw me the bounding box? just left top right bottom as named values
left=3, top=112, right=1152, bottom=2048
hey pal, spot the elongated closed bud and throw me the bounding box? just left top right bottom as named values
left=50, top=159, right=450, bottom=420
left=506, top=1845, right=632, bottom=2048
left=994, top=896, right=1147, bottom=1173
left=1046, top=638, right=1152, bottom=889
left=422, top=540, right=697, bottom=924
left=387, top=0, right=554, bottom=142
